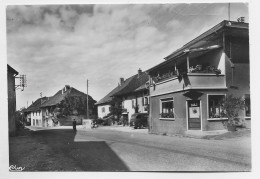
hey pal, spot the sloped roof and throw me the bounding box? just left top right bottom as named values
left=147, top=20, right=249, bottom=73
left=113, top=71, right=149, bottom=96
left=95, top=75, right=135, bottom=105
left=164, top=20, right=248, bottom=61
left=134, top=83, right=148, bottom=92
left=40, top=87, right=95, bottom=108
left=7, top=64, right=18, bottom=75
left=24, top=97, right=48, bottom=112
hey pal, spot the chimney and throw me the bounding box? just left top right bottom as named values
left=138, top=68, right=142, bottom=78
left=120, top=78, right=124, bottom=86
left=237, top=17, right=245, bottom=23
left=65, top=85, right=70, bottom=91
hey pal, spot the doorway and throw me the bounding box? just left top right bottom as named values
left=187, top=100, right=201, bottom=130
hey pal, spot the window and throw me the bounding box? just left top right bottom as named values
left=102, top=107, right=105, bottom=113
left=144, top=97, right=149, bottom=105
left=132, top=99, right=136, bottom=109
left=245, top=94, right=251, bottom=117
left=208, top=95, right=226, bottom=119
left=160, top=98, right=174, bottom=119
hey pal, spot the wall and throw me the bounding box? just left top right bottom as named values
left=122, top=98, right=135, bottom=122
left=224, top=37, right=250, bottom=125
left=189, top=49, right=225, bottom=74
left=97, top=104, right=111, bottom=118
left=31, top=110, right=43, bottom=127
left=150, top=92, right=187, bottom=135
left=7, top=71, right=16, bottom=136
left=122, top=93, right=149, bottom=123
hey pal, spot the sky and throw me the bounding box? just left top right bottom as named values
left=6, top=3, right=249, bottom=110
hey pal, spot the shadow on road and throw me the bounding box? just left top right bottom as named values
left=9, top=129, right=129, bottom=171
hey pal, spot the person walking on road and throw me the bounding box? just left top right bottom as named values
left=72, top=119, right=77, bottom=132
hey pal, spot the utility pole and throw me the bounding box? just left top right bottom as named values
left=86, top=79, right=89, bottom=119
left=228, top=3, right=230, bottom=21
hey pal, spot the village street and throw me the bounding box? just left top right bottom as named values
left=9, top=126, right=251, bottom=171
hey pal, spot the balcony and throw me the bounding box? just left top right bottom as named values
left=150, top=72, right=226, bottom=97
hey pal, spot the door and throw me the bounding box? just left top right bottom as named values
left=187, top=100, right=201, bottom=130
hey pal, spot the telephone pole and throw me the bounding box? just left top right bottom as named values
left=228, top=3, right=230, bottom=21
left=86, top=79, right=89, bottom=119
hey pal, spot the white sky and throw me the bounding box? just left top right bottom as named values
left=6, top=3, right=248, bottom=109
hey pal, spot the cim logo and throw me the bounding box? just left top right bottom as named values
left=9, top=165, right=25, bottom=172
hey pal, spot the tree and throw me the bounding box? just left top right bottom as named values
left=57, top=96, right=96, bottom=117
left=109, top=97, right=123, bottom=121
left=221, top=95, right=245, bottom=130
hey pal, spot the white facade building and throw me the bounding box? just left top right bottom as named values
left=97, top=104, right=111, bottom=118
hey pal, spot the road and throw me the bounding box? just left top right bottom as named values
left=9, top=127, right=251, bottom=171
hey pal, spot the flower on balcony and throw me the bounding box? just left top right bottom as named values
left=189, top=65, right=221, bottom=75
left=160, top=112, right=175, bottom=119
left=153, top=71, right=178, bottom=82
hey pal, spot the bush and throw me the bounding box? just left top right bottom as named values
left=221, top=95, right=245, bottom=129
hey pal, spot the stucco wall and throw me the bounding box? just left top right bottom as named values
left=122, top=98, right=135, bottom=122
left=150, top=86, right=250, bottom=135
left=122, top=94, right=149, bottom=123
left=150, top=92, right=187, bottom=135
left=8, top=71, right=16, bottom=136
left=31, top=110, right=43, bottom=127
left=97, top=104, right=111, bottom=118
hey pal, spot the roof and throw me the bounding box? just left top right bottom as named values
left=7, top=64, right=18, bottom=75
left=113, top=71, right=149, bottom=96
left=96, top=71, right=149, bottom=105
left=95, top=75, right=135, bottom=105
left=165, top=20, right=248, bottom=60
left=24, top=97, right=48, bottom=112
left=40, top=86, right=95, bottom=108
left=147, top=20, right=249, bottom=73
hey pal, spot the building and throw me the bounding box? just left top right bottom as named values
left=24, top=85, right=96, bottom=127
left=24, top=97, right=48, bottom=127
left=147, top=20, right=250, bottom=135
left=113, top=69, right=149, bottom=123
left=96, top=69, right=149, bottom=124
left=7, top=65, right=19, bottom=136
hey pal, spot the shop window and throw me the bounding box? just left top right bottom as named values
left=208, top=95, right=226, bottom=119
left=160, top=98, right=174, bottom=119
left=245, top=94, right=251, bottom=117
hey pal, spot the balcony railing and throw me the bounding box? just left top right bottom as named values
left=152, top=66, right=221, bottom=83
left=150, top=72, right=226, bottom=96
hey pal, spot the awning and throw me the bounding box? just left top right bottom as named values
left=183, top=90, right=203, bottom=100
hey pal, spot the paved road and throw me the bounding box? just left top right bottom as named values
left=9, top=127, right=251, bottom=171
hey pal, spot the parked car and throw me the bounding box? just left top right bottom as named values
left=130, top=113, right=148, bottom=129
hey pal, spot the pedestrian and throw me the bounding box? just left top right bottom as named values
left=72, top=119, right=77, bottom=132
